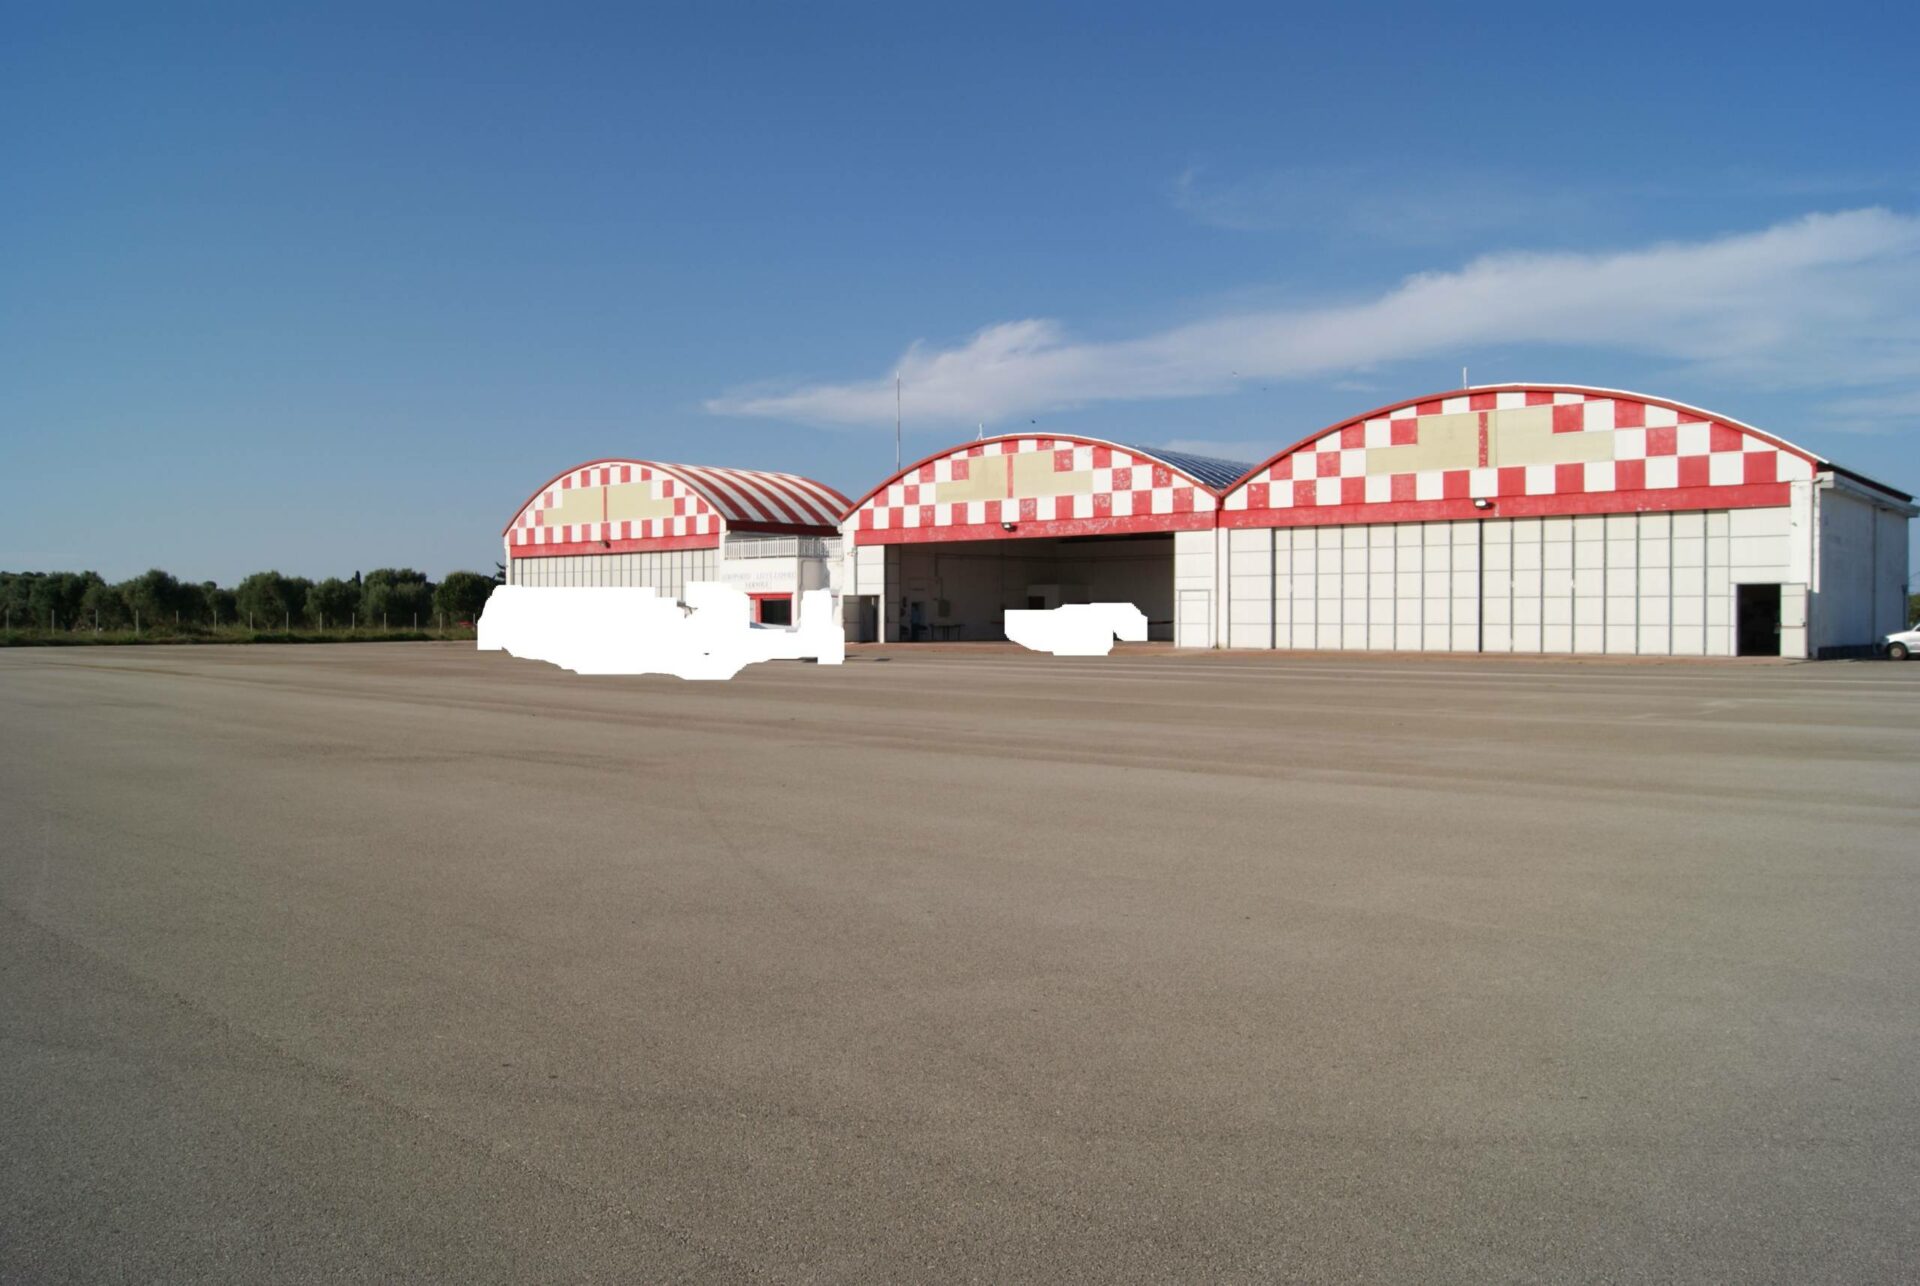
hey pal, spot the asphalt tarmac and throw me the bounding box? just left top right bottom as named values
left=2, top=643, right=1916, bottom=1282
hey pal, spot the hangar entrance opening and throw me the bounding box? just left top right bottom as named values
left=888, top=533, right=1174, bottom=642
left=1736, top=583, right=1782, bottom=656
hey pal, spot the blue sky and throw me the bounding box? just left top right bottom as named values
left=2, top=2, right=1916, bottom=583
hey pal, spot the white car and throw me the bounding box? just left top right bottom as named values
left=1886, top=624, right=1920, bottom=660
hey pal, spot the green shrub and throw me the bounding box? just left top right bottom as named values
left=306, top=577, right=361, bottom=628
left=360, top=568, right=434, bottom=628
left=433, top=570, right=496, bottom=624
left=234, top=571, right=311, bottom=629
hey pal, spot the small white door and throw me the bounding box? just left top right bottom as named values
left=1779, top=582, right=1809, bottom=658
left=1177, top=589, right=1212, bottom=649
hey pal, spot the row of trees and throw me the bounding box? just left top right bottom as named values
left=0, top=568, right=499, bottom=632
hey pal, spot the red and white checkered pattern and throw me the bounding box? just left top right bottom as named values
left=851, top=436, right=1217, bottom=537
left=1223, top=387, right=1817, bottom=520
left=508, top=463, right=722, bottom=549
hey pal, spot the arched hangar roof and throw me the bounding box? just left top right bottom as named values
left=844, top=433, right=1253, bottom=544
left=504, top=459, right=849, bottom=555
left=1218, top=384, right=1908, bottom=526
left=650, top=461, right=849, bottom=528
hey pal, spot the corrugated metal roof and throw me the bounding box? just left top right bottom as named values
left=655, top=463, right=849, bottom=530
left=1118, top=445, right=1254, bottom=490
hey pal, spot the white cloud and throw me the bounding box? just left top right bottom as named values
left=705, top=209, right=1920, bottom=431
left=1817, top=389, right=1920, bottom=435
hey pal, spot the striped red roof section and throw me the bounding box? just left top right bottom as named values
left=659, top=463, right=849, bottom=531
left=500, top=459, right=849, bottom=538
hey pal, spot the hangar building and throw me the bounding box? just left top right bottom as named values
left=499, top=386, right=1910, bottom=658
left=1211, top=386, right=1914, bottom=658
left=835, top=435, right=1249, bottom=644
left=502, top=460, right=848, bottom=624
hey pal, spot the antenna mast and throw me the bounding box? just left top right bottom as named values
left=894, top=372, right=902, bottom=472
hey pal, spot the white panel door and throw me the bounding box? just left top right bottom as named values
left=1252, top=510, right=1787, bottom=657
left=1176, top=589, right=1212, bottom=649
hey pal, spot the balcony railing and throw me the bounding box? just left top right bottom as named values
left=724, top=535, right=839, bottom=560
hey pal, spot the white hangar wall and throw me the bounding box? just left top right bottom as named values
left=1812, top=478, right=1912, bottom=655
left=1224, top=507, right=1805, bottom=656
left=510, top=548, right=720, bottom=593
left=1173, top=529, right=1217, bottom=648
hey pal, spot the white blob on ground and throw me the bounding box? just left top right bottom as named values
left=1003, top=603, right=1148, bottom=657
left=477, top=584, right=844, bottom=680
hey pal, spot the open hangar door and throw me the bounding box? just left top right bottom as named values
left=887, top=533, right=1173, bottom=641
left=838, top=435, right=1248, bottom=645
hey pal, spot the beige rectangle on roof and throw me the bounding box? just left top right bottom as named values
left=1490, top=405, right=1613, bottom=467
left=1009, top=450, right=1093, bottom=497
left=605, top=484, right=678, bottom=521
left=1364, top=412, right=1479, bottom=475
left=543, top=486, right=605, bottom=526
left=934, top=456, right=1012, bottom=504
